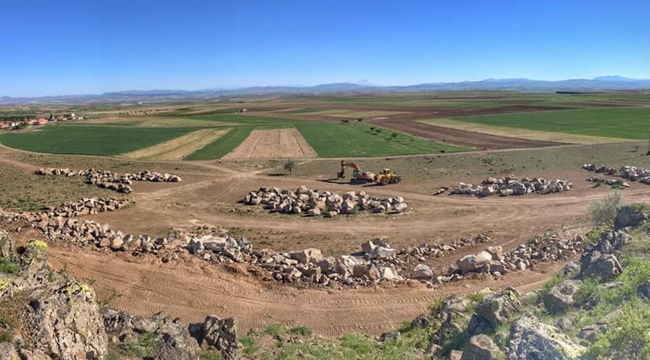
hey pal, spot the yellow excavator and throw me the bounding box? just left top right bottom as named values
left=337, top=160, right=403, bottom=185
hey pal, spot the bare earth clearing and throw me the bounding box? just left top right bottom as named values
left=122, top=128, right=228, bottom=160
left=223, top=128, right=317, bottom=160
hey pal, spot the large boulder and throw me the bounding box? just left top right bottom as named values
left=289, top=248, right=323, bottom=265
left=457, top=251, right=492, bottom=273
left=474, top=287, right=521, bottom=329
left=461, top=334, right=500, bottom=360
left=544, top=280, right=582, bottom=314
left=153, top=312, right=200, bottom=360
left=614, top=205, right=647, bottom=231
left=411, top=264, right=434, bottom=280
left=508, top=315, right=585, bottom=359
left=361, top=237, right=390, bottom=254
left=579, top=252, right=623, bottom=281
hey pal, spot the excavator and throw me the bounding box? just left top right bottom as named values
left=337, top=160, right=403, bottom=185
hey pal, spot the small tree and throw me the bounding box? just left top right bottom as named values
left=590, top=190, right=623, bottom=227
left=375, top=128, right=382, bottom=134
left=390, top=132, right=398, bottom=140
left=369, top=126, right=376, bottom=131
left=284, top=159, right=297, bottom=175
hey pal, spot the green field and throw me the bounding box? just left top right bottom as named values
left=279, top=108, right=326, bottom=114
left=294, top=122, right=471, bottom=157
left=0, top=124, right=195, bottom=155
left=454, top=107, right=650, bottom=140
left=191, top=113, right=298, bottom=126
left=185, top=126, right=254, bottom=160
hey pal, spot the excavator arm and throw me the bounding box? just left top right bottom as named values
left=337, top=160, right=361, bottom=179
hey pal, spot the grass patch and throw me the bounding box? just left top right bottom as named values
left=0, top=124, right=196, bottom=155
left=288, top=325, right=312, bottom=336
left=453, top=107, right=650, bottom=140
left=279, top=108, right=326, bottom=114
left=185, top=126, right=253, bottom=160
left=0, top=258, right=19, bottom=274
left=191, top=113, right=298, bottom=126
left=295, top=122, right=471, bottom=157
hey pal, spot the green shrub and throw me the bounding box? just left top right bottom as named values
left=263, top=323, right=285, bottom=336
left=283, top=159, right=297, bottom=175
left=590, top=191, right=623, bottom=227
left=584, top=302, right=650, bottom=360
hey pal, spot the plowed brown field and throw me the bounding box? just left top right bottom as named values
left=222, top=128, right=317, bottom=160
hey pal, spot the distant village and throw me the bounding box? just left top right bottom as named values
left=0, top=113, right=84, bottom=130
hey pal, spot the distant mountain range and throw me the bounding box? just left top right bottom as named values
left=2, top=76, right=650, bottom=105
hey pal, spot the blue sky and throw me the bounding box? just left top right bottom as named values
left=2, top=0, right=649, bottom=97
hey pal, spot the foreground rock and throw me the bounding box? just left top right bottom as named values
left=243, top=186, right=409, bottom=216
left=450, top=175, right=572, bottom=197
left=2, top=232, right=238, bottom=360
left=0, top=239, right=108, bottom=359
left=508, top=315, right=585, bottom=359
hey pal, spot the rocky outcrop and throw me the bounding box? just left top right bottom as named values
left=577, top=231, right=627, bottom=281
left=544, top=280, right=583, bottom=314
left=0, top=240, right=108, bottom=360
left=474, top=287, right=521, bottom=330
left=189, top=315, right=239, bottom=359
left=508, top=315, right=585, bottom=359
left=450, top=175, right=572, bottom=197
left=243, top=186, right=409, bottom=216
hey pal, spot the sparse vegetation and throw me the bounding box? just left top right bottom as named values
left=590, top=190, right=623, bottom=227
left=283, top=159, right=297, bottom=175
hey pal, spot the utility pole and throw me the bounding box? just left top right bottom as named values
left=647, top=119, right=650, bottom=155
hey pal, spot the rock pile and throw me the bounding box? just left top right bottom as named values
left=45, top=197, right=130, bottom=217
left=583, top=164, right=650, bottom=184
left=243, top=186, right=408, bottom=216
left=250, top=237, right=404, bottom=287
left=450, top=175, right=572, bottom=197
left=441, top=233, right=584, bottom=282
left=35, top=168, right=85, bottom=176
left=581, top=164, right=619, bottom=175
left=586, top=177, right=630, bottom=188
left=35, top=168, right=182, bottom=194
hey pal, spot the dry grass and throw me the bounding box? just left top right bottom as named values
left=222, top=128, right=317, bottom=160
left=121, top=129, right=229, bottom=160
